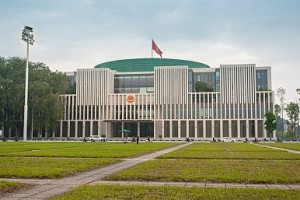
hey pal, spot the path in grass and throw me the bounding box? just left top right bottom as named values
left=2, top=142, right=300, bottom=200
left=106, top=143, right=300, bottom=184
left=50, top=184, right=300, bottom=200
left=256, top=143, right=300, bottom=154
left=0, top=142, right=191, bottom=200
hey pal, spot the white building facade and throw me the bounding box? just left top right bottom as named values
left=59, top=58, right=274, bottom=140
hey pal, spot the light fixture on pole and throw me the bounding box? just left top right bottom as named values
left=22, top=26, right=34, bottom=141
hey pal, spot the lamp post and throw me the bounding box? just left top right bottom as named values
left=22, top=26, right=34, bottom=141
left=297, top=89, right=300, bottom=140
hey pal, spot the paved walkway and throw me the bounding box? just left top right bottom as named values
left=253, top=143, right=300, bottom=154
left=1, top=142, right=300, bottom=200
left=0, top=142, right=192, bottom=200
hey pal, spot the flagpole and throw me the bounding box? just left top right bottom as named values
left=151, top=39, right=153, bottom=58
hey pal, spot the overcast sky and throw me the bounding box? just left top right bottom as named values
left=0, top=0, right=299, bottom=103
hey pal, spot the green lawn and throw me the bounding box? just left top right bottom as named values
left=0, top=181, right=33, bottom=196
left=50, top=184, right=300, bottom=200
left=0, top=142, right=180, bottom=179
left=0, top=157, right=118, bottom=179
left=106, top=159, right=300, bottom=184
left=160, top=143, right=300, bottom=160
left=264, top=143, right=300, bottom=152
left=106, top=143, right=300, bottom=184
left=0, top=142, right=179, bottom=158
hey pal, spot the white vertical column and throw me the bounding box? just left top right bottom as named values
left=255, top=120, right=258, bottom=138
left=211, top=120, right=215, bottom=138
left=75, top=121, right=78, bottom=138
left=186, top=120, right=189, bottom=138
left=137, top=122, right=140, bottom=137
left=195, top=120, right=198, bottom=139
left=203, top=120, right=206, bottom=138
left=60, top=121, right=63, bottom=138
left=237, top=119, right=240, bottom=138
left=67, top=121, right=70, bottom=138
left=220, top=120, right=223, bottom=138
left=178, top=120, right=180, bottom=139
left=170, top=120, right=173, bottom=139
left=229, top=120, right=232, bottom=138
left=121, top=122, right=124, bottom=138
left=246, top=120, right=249, bottom=138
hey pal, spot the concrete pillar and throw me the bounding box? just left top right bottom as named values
left=137, top=121, right=140, bottom=137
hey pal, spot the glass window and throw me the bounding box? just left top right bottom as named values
left=208, top=75, right=212, bottom=82
left=124, top=88, right=132, bottom=93
left=216, top=84, right=220, bottom=92
left=147, top=87, right=154, bottom=93
left=188, top=84, right=193, bottom=92
left=131, top=76, right=139, bottom=87
left=216, top=70, right=220, bottom=82
left=140, top=87, right=147, bottom=93
left=139, top=76, right=147, bottom=87
left=124, top=76, right=131, bottom=88
left=132, top=88, right=140, bottom=93
left=147, top=75, right=154, bottom=86
left=188, top=70, right=193, bottom=81
left=114, top=77, right=119, bottom=88
left=118, top=76, right=125, bottom=88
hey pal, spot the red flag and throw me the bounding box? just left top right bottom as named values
left=152, top=39, right=163, bottom=58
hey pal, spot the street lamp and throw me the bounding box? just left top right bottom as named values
left=297, top=89, right=300, bottom=140
left=22, top=26, right=34, bottom=141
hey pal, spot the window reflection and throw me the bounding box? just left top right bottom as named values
left=114, top=74, right=154, bottom=94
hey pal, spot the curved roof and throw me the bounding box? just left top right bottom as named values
left=95, top=58, right=210, bottom=72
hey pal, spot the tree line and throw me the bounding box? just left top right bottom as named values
left=274, top=87, right=300, bottom=140
left=0, top=57, right=70, bottom=138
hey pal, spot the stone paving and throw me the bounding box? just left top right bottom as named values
left=1, top=142, right=300, bottom=200
left=253, top=143, right=300, bottom=154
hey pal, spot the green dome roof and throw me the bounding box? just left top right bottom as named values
left=95, top=58, right=210, bottom=72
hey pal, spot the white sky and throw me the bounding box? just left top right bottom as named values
left=0, top=0, right=299, bottom=103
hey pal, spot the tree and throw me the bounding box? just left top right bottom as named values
left=274, top=104, right=280, bottom=120
left=195, top=81, right=214, bottom=92
left=276, top=87, right=286, bottom=132
left=285, top=102, right=299, bottom=140
left=0, top=57, right=69, bottom=138
left=264, top=111, right=277, bottom=139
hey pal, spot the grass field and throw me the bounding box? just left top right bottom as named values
left=0, top=181, right=33, bottom=196
left=0, top=142, right=179, bottom=158
left=160, top=143, right=300, bottom=160
left=106, top=159, right=300, bottom=183
left=0, top=157, right=117, bottom=178
left=264, top=143, right=300, bottom=152
left=50, top=184, right=300, bottom=200
left=106, top=143, right=300, bottom=184
left=0, top=142, right=179, bottom=179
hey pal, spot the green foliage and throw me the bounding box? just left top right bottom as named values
left=195, top=81, right=214, bottom=92
left=51, top=185, right=300, bottom=200
left=0, top=57, right=69, bottom=137
left=264, top=111, right=277, bottom=137
left=285, top=102, right=300, bottom=139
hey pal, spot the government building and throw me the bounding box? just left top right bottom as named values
left=59, top=58, right=275, bottom=140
